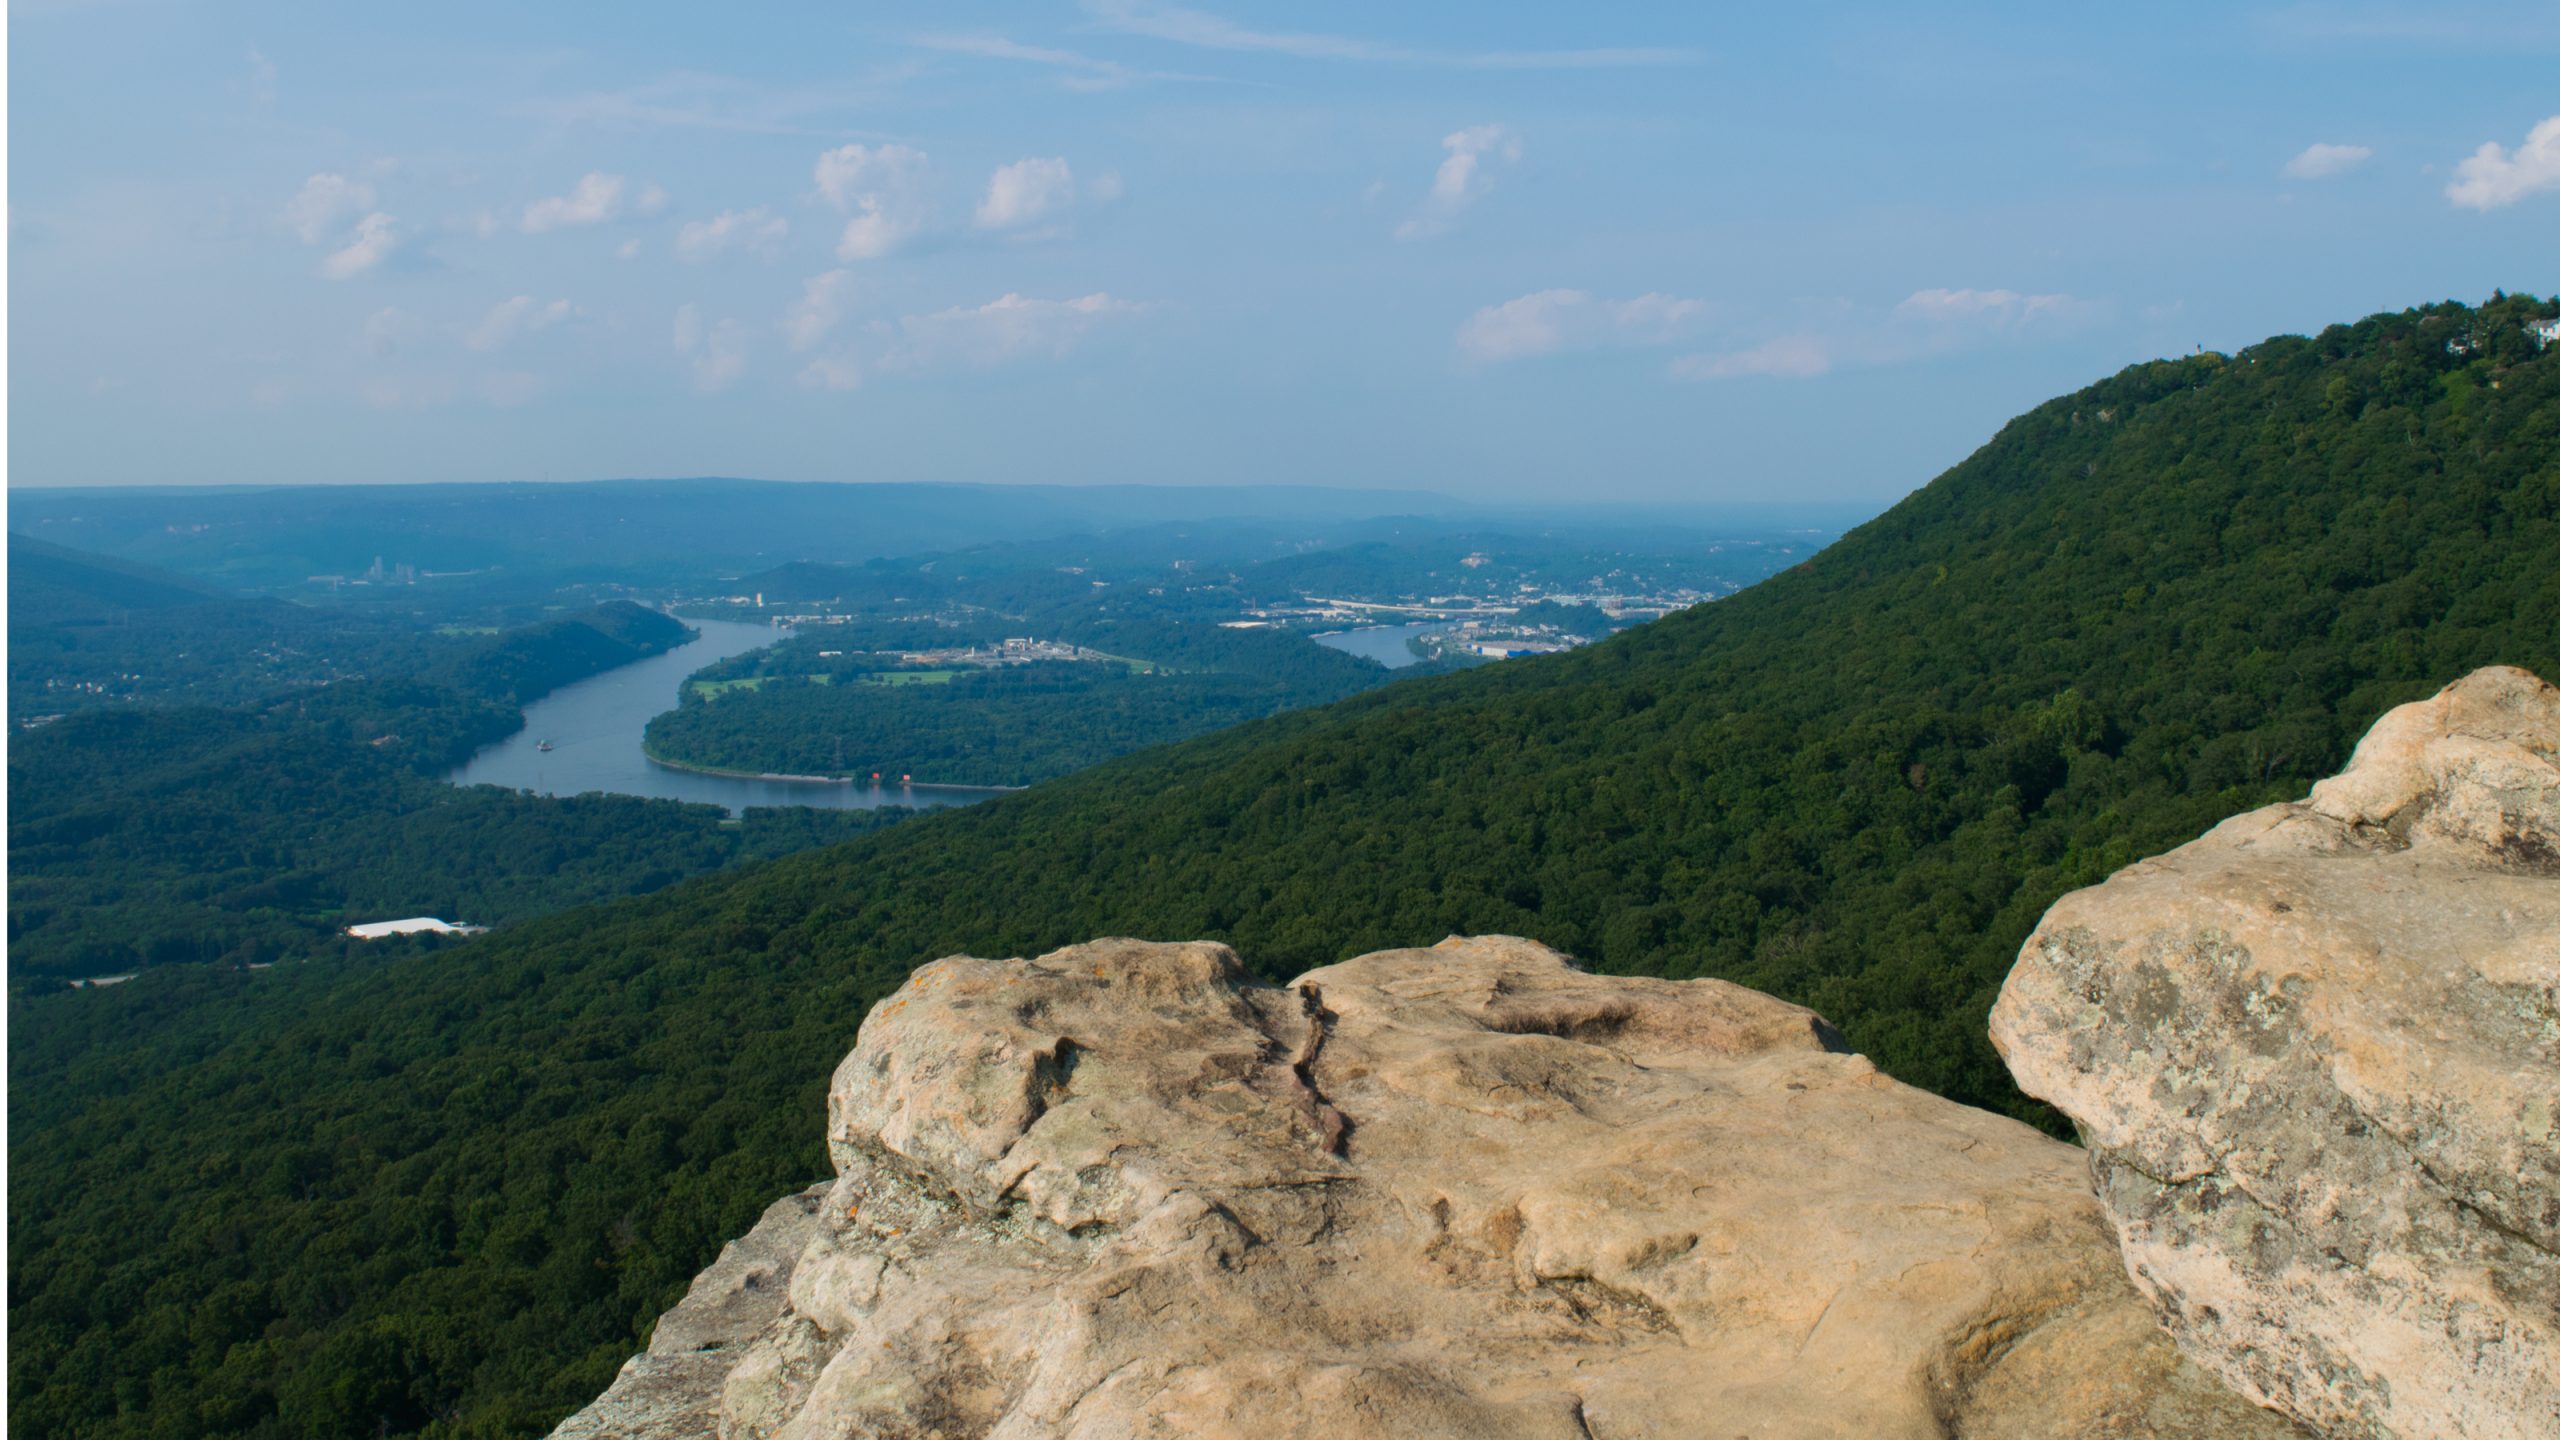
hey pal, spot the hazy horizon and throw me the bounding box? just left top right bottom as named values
left=2, top=471, right=1873, bottom=523
left=10, top=2, right=2557, bottom=502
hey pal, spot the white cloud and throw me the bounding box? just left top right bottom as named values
left=1457, top=292, right=1581, bottom=363
left=320, top=212, right=397, bottom=279
left=1673, top=287, right=2091, bottom=382
left=673, top=303, right=703, bottom=355
left=2446, top=115, right=2560, bottom=210
left=522, top=172, right=639, bottom=233
left=283, top=173, right=376, bottom=244
left=618, top=238, right=643, bottom=260
left=468, top=296, right=574, bottom=352
left=814, top=143, right=931, bottom=259
left=1395, top=124, right=1519, bottom=240
left=976, top=157, right=1076, bottom=230
left=2284, top=142, right=2373, bottom=179
left=1428, top=127, right=1516, bottom=205
left=884, top=291, right=1140, bottom=371
left=1456, top=289, right=1706, bottom=364
left=1895, top=287, right=2080, bottom=323
left=676, top=207, right=789, bottom=262
left=1089, top=171, right=1127, bottom=204
left=784, top=270, right=854, bottom=351
left=1671, top=334, right=1834, bottom=381
left=1613, top=292, right=1707, bottom=335
left=838, top=212, right=905, bottom=261
left=1082, top=0, right=1697, bottom=69
left=1084, top=0, right=1403, bottom=60
left=814, top=143, right=913, bottom=209
left=800, top=354, right=864, bottom=391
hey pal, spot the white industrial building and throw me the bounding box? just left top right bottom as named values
left=346, top=917, right=488, bottom=940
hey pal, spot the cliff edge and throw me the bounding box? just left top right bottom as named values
left=1994, top=666, right=2560, bottom=1439
left=557, top=935, right=2292, bottom=1439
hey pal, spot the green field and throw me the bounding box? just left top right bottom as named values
left=688, top=673, right=841, bottom=698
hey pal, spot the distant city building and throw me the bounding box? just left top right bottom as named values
left=881, top=637, right=1123, bottom=668
left=346, top=917, right=488, bottom=940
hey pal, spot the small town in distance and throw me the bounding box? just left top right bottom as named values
left=698, top=533, right=1805, bottom=677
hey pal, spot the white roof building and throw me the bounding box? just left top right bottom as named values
left=346, top=917, right=487, bottom=940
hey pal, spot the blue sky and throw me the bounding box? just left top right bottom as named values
left=8, top=1, right=2557, bottom=504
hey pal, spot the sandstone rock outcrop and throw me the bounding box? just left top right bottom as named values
left=1993, top=666, right=2560, bottom=1439
left=560, top=935, right=2295, bottom=1439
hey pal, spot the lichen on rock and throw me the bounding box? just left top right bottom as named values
left=1993, top=665, right=2560, bottom=1440
left=558, top=936, right=2295, bottom=1439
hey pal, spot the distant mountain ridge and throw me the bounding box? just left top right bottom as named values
left=9, top=293, right=2557, bottom=1438
left=7, top=533, right=449, bottom=716
left=6, top=533, right=232, bottom=620
left=5, top=479, right=1471, bottom=589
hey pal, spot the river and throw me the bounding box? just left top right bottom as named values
left=445, top=618, right=1003, bottom=815
left=1310, top=622, right=1445, bottom=668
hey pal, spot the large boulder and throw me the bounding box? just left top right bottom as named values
left=1992, top=666, right=2560, bottom=1439
left=559, top=935, right=2294, bottom=1439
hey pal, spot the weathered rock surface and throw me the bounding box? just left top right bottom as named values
left=1993, top=666, right=2560, bottom=1440
left=555, top=1188, right=831, bottom=1440
left=559, top=935, right=2295, bottom=1438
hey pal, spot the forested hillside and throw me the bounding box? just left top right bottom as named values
left=11, top=295, right=2558, bottom=1439
left=645, top=613, right=1404, bottom=787
left=431, top=602, right=693, bottom=710
left=2, top=602, right=908, bottom=981
left=9, top=534, right=231, bottom=617
left=7, top=536, right=451, bottom=715
left=649, top=664, right=1346, bottom=787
